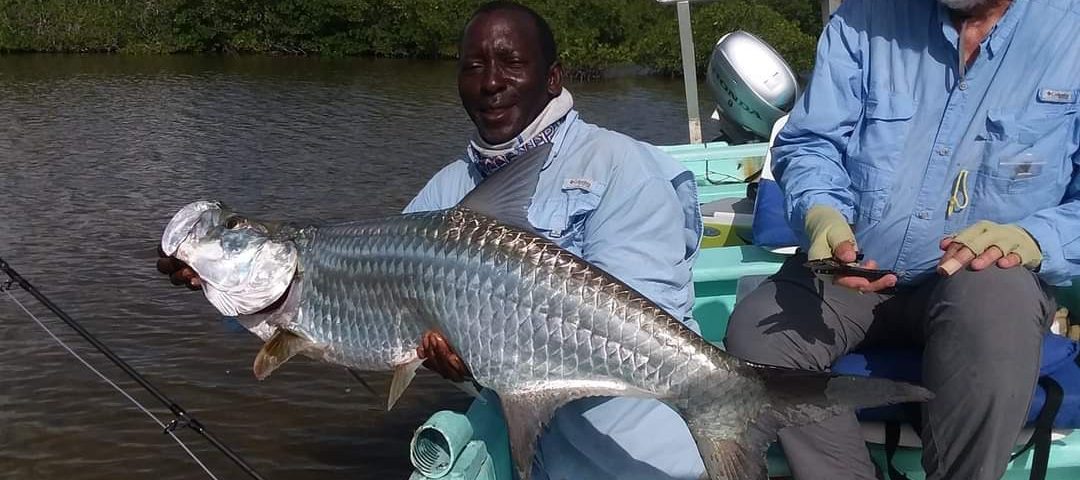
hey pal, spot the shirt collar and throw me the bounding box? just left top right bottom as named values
left=465, top=110, right=578, bottom=177
left=937, top=0, right=1027, bottom=60
left=544, top=110, right=578, bottom=169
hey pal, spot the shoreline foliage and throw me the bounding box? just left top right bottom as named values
left=0, top=0, right=821, bottom=77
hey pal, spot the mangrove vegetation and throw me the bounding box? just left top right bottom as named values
left=0, top=0, right=822, bottom=77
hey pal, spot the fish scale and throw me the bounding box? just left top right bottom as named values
left=285, top=209, right=699, bottom=396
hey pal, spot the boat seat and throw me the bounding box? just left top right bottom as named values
left=834, top=337, right=1080, bottom=429
left=733, top=274, right=1080, bottom=429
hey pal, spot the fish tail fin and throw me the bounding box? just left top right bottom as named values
left=676, top=365, right=932, bottom=480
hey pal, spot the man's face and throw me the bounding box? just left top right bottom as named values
left=458, top=11, right=562, bottom=145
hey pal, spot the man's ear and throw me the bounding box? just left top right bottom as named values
left=547, top=60, right=563, bottom=97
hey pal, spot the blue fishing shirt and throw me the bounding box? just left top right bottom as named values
left=404, top=110, right=707, bottom=479
left=774, top=0, right=1080, bottom=286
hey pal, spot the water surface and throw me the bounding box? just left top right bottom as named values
left=0, top=54, right=723, bottom=480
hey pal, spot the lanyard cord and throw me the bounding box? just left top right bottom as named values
left=947, top=169, right=971, bottom=218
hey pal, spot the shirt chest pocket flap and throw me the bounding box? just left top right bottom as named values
left=979, top=105, right=1076, bottom=193
left=853, top=91, right=917, bottom=167
left=528, top=179, right=607, bottom=241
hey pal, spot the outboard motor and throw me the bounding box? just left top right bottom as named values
left=706, top=31, right=799, bottom=144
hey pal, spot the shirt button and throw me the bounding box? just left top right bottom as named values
left=916, top=211, right=930, bottom=220
left=959, top=81, right=969, bottom=91
left=937, top=146, right=951, bottom=156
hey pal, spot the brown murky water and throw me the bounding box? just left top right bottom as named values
left=0, top=54, right=723, bottom=480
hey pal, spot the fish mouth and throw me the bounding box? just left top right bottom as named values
left=161, top=200, right=227, bottom=256
left=161, top=200, right=299, bottom=317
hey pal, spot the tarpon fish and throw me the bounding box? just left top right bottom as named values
left=161, top=145, right=931, bottom=480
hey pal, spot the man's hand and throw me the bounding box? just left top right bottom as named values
left=417, top=330, right=469, bottom=383
left=938, top=221, right=1042, bottom=276
left=829, top=241, right=898, bottom=293
left=156, top=247, right=201, bottom=289
left=805, top=205, right=856, bottom=261
left=805, top=205, right=897, bottom=293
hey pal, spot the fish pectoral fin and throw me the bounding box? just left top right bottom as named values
left=501, top=383, right=654, bottom=480
left=252, top=329, right=314, bottom=380
left=387, top=358, right=424, bottom=411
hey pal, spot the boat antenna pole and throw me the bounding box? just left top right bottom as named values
left=658, top=0, right=703, bottom=144
left=821, top=0, right=844, bottom=26
left=0, top=256, right=267, bottom=480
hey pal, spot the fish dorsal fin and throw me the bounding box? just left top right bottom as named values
left=253, top=329, right=314, bottom=380
left=500, top=382, right=655, bottom=480
left=388, top=358, right=425, bottom=411
left=457, top=143, right=552, bottom=231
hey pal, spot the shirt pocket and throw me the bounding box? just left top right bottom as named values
left=844, top=91, right=915, bottom=228
left=528, top=180, right=608, bottom=249
left=977, top=106, right=1075, bottom=195
left=851, top=90, right=917, bottom=163
left=846, top=161, right=890, bottom=227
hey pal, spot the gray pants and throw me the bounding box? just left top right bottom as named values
left=725, top=255, right=1056, bottom=480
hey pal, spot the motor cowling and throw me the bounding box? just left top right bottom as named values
left=706, top=31, right=799, bottom=144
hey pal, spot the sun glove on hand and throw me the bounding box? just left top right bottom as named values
left=951, top=220, right=1043, bottom=270
left=804, top=205, right=856, bottom=261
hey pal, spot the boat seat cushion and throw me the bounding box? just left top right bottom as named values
left=833, top=335, right=1080, bottom=428
left=750, top=116, right=801, bottom=250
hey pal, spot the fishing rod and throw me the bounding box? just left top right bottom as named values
left=0, top=255, right=267, bottom=480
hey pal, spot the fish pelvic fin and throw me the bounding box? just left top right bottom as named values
left=253, top=329, right=314, bottom=380
left=388, top=358, right=424, bottom=411
left=500, top=382, right=655, bottom=480
left=676, top=365, right=932, bottom=480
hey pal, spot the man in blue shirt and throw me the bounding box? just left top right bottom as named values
left=727, top=0, right=1079, bottom=478
left=398, top=3, right=706, bottom=479
left=159, top=2, right=705, bottom=477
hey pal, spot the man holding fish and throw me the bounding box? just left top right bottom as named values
left=398, top=2, right=711, bottom=479
left=161, top=2, right=710, bottom=478
left=727, top=0, right=1079, bottom=479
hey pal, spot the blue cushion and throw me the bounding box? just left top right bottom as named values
left=832, top=334, right=1080, bottom=427
left=750, top=178, right=799, bottom=249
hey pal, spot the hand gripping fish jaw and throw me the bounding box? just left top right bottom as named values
left=161, top=200, right=299, bottom=317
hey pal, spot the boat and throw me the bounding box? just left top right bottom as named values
left=406, top=2, right=1080, bottom=478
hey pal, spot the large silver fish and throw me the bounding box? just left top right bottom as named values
left=161, top=146, right=931, bottom=480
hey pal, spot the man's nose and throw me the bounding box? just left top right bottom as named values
left=480, top=64, right=506, bottom=94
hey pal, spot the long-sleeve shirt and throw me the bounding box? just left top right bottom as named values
left=773, top=0, right=1080, bottom=285
left=404, top=110, right=707, bottom=478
